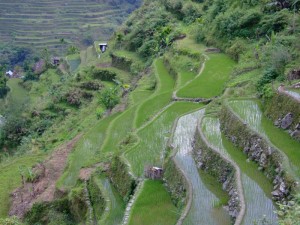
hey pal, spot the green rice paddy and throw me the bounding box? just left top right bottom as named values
left=126, top=102, right=202, bottom=177
left=177, top=54, right=235, bottom=98
left=128, top=180, right=178, bottom=225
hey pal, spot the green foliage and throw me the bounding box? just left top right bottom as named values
left=257, top=68, right=279, bottom=93
left=0, top=73, right=9, bottom=98
left=88, top=176, right=106, bottom=221
left=277, top=194, right=300, bottom=225
left=99, top=87, right=120, bottom=110
left=0, top=216, right=23, bottom=225
left=91, top=68, right=117, bottom=81
left=108, top=156, right=137, bottom=202
left=96, top=107, right=105, bottom=119
left=25, top=199, right=75, bottom=225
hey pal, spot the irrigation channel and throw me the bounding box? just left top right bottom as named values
left=172, top=109, right=231, bottom=225
left=201, top=117, right=278, bottom=225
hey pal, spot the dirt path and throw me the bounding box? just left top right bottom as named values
left=9, top=134, right=82, bottom=218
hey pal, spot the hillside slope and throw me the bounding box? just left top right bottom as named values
left=0, top=0, right=141, bottom=54
left=1, top=0, right=300, bottom=224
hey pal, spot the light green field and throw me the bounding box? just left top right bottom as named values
left=0, top=78, right=29, bottom=113
left=128, top=180, right=178, bottom=225
left=134, top=59, right=175, bottom=128
left=177, top=54, right=236, bottom=98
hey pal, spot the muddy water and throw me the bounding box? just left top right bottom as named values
left=173, top=110, right=231, bottom=225
left=201, top=117, right=278, bottom=225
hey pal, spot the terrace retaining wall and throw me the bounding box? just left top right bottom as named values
left=111, top=53, right=132, bottom=72
left=193, top=123, right=245, bottom=224
left=108, top=156, right=137, bottom=203
left=220, top=105, right=298, bottom=202
left=264, top=93, right=300, bottom=141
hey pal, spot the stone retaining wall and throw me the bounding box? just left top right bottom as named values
left=111, top=53, right=132, bottom=72
left=264, top=93, right=300, bottom=141
left=220, top=105, right=297, bottom=202
left=193, top=124, right=245, bottom=224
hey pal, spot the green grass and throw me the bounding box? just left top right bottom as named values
left=0, top=79, right=29, bottom=112
left=261, top=111, right=300, bottom=173
left=101, top=106, right=137, bottom=154
left=177, top=54, right=235, bottom=98
left=175, top=35, right=206, bottom=55
left=128, top=180, right=178, bottom=225
left=198, top=170, right=230, bottom=206
left=58, top=113, right=120, bottom=189
left=227, top=69, right=261, bottom=88
left=0, top=154, right=45, bottom=217
left=126, top=102, right=203, bottom=176
left=134, top=59, right=175, bottom=128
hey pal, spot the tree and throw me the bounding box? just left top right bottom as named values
left=99, top=87, right=120, bottom=110
left=0, top=73, right=9, bottom=98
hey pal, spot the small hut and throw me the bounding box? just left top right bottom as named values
left=52, top=57, right=60, bottom=66
left=5, top=70, right=13, bottom=77
left=144, top=166, right=163, bottom=180
left=99, top=43, right=108, bottom=53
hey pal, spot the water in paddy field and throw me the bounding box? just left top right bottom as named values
left=173, top=109, right=231, bottom=225
left=286, top=90, right=300, bottom=100
left=201, top=117, right=278, bottom=225
left=228, top=100, right=265, bottom=136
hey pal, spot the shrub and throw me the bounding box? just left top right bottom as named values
left=257, top=68, right=279, bottom=93
left=91, top=68, right=117, bottom=81
left=99, top=87, right=120, bottom=109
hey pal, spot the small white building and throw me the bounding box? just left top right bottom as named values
left=99, top=43, right=108, bottom=53
left=5, top=70, right=13, bottom=77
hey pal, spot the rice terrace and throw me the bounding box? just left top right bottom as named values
left=0, top=0, right=300, bottom=225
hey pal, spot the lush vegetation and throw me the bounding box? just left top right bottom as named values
left=1, top=0, right=300, bottom=224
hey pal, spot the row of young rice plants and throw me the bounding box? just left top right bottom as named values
left=177, top=53, right=236, bottom=98
left=128, top=180, right=178, bottom=225
left=228, top=100, right=300, bottom=176
left=101, top=106, right=138, bottom=155
left=134, top=59, right=175, bottom=128
left=201, top=116, right=278, bottom=225
left=172, top=109, right=231, bottom=225
left=126, top=102, right=203, bottom=177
